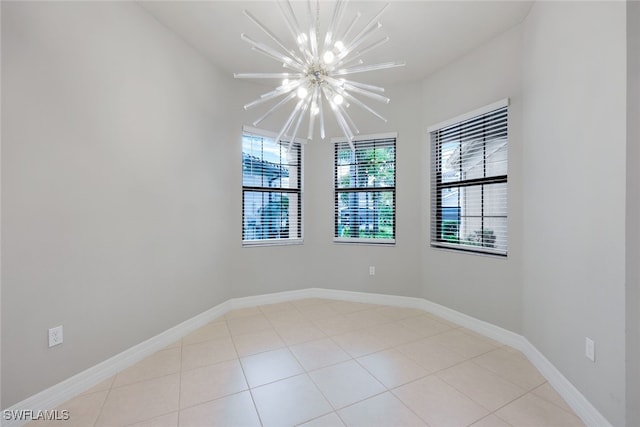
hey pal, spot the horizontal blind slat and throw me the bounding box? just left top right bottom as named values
left=430, top=104, right=508, bottom=256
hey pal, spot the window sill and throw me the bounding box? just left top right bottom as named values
left=243, top=238, right=304, bottom=247
left=431, top=242, right=507, bottom=258
left=334, top=238, right=396, bottom=246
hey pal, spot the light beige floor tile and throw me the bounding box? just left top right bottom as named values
left=531, top=382, right=574, bottom=414
left=79, top=376, right=114, bottom=396
left=290, top=337, right=352, bottom=371
left=25, top=390, right=109, bottom=427
left=495, top=393, right=585, bottom=426
left=332, top=330, right=388, bottom=358
left=469, top=414, right=512, bottom=427
left=373, top=306, right=425, bottom=322
left=398, top=315, right=456, bottom=337
left=309, top=360, right=386, bottom=409
left=113, top=348, right=181, bottom=388
left=163, top=340, right=182, bottom=351
left=274, top=321, right=327, bottom=346
left=344, top=309, right=391, bottom=329
left=291, top=298, right=333, bottom=309
left=437, top=361, right=526, bottom=411
left=297, top=412, right=345, bottom=427
left=178, top=391, right=260, bottom=427
left=258, top=301, right=298, bottom=313
left=364, top=322, right=422, bottom=348
left=182, top=321, right=230, bottom=346
left=34, top=299, right=585, bottom=427
left=357, top=348, right=429, bottom=389
left=263, top=307, right=306, bottom=327
left=462, top=328, right=505, bottom=348
left=300, top=303, right=341, bottom=321
left=232, top=328, right=285, bottom=357
left=95, top=374, right=180, bottom=427
left=252, top=374, right=333, bottom=427
left=396, top=338, right=467, bottom=373
left=292, top=298, right=332, bottom=308
left=472, top=348, right=546, bottom=391
left=422, top=313, right=461, bottom=329
left=393, top=375, right=489, bottom=427
left=337, top=392, right=427, bottom=427
left=128, top=411, right=178, bottom=427
left=326, top=301, right=377, bottom=314
left=313, top=314, right=364, bottom=336
left=224, top=306, right=262, bottom=319
left=179, top=359, right=247, bottom=409
left=427, top=329, right=498, bottom=359
left=241, top=347, right=304, bottom=388
left=181, top=336, right=237, bottom=371
left=226, top=313, right=273, bottom=336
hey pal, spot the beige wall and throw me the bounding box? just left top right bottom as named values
left=1, top=1, right=236, bottom=406
left=228, top=81, right=424, bottom=300
left=522, top=2, right=627, bottom=425
left=421, top=25, right=524, bottom=333
left=627, top=0, right=640, bottom=424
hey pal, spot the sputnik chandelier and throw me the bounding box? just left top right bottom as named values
left=234, top=0, right=405, bottom=150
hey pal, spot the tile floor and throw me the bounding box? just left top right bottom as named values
left=26, top=298, right=585, bottom=427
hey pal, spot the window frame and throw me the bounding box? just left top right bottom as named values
left=242, top=126, right=305, bottom=246
left=428, top=99, right=509, bottom=257
left=333, top=132, right=397, bottom=245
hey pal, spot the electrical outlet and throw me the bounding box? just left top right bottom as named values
left=369, top=266, right=375, bottom=276
left=585, top=337, right=595, bottom=362
left=49, top=325, right=63, bottom=347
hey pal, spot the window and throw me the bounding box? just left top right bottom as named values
left=242, top=128, right=303, bottom=245
left=430, top=100, right=508, bottom=256
left=334, top=134, right=396, bottom=244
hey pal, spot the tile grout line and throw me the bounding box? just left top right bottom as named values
left=226, top=316, right=265, bottom=427
left=348, top=354, right=431, bottom=426
left=528, top=382, right=587, bottom=418
left=28, top=299, right=583, bottom=427
left=91, top=375, right=114, bottom=427
left=176, top=337, right=184, bottom=427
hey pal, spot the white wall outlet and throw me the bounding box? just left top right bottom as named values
left=48, top=325, right=63, bottom=347
left=585, top=337, right=595, bottom=362
left=369, top=266, right=375, bottom=276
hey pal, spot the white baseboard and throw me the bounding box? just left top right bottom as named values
left=522, top=340, right=613, bottom=427
left=3, top=288, right=611, bottom=427
left=307, top=288, right=611, bottom=427
left=1, top=299, right=231, bottom=427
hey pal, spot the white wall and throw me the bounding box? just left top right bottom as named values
left=421, top=25, right=524, bottom=333
left=522, top=2, right=627, bottom=425
left=627, top=1, right=640, bottom=424
left=1, top=1, right=236, bottom=407
left=228, top=80, right=424, bottom=300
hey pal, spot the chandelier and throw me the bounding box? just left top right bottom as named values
left=234, top=0, right=405, bottom=150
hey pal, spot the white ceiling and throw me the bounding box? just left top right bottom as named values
left=139, top=1, right=533, bottom=86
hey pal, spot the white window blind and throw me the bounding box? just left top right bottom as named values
left=334, top=134, right=396, bottom=244
left=242, top=130, right=303, bottom=245
left=430, top=101, right=508, bottom=256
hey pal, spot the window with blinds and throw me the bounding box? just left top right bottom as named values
left=242, top=129, right=303, bottom=245
left=334, top=134, right=396, bottom=244
left=430, top=100, right=508, bottom=256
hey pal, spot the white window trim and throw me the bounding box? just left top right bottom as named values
left=333, top=132, right=397, bottom=245
left=242, top=237, right=304, bottom=247
left=243, top=126, right=308, bottom=145
left=331, top=131, right=398, bottom=144
left=242, top=127, right=305, bottom=247
left=427, top=98, right=509, bottom=134
left=429, top=99, right=509, bottom=256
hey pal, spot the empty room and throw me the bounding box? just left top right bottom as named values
left=1, top=1, right=639, bottom=426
